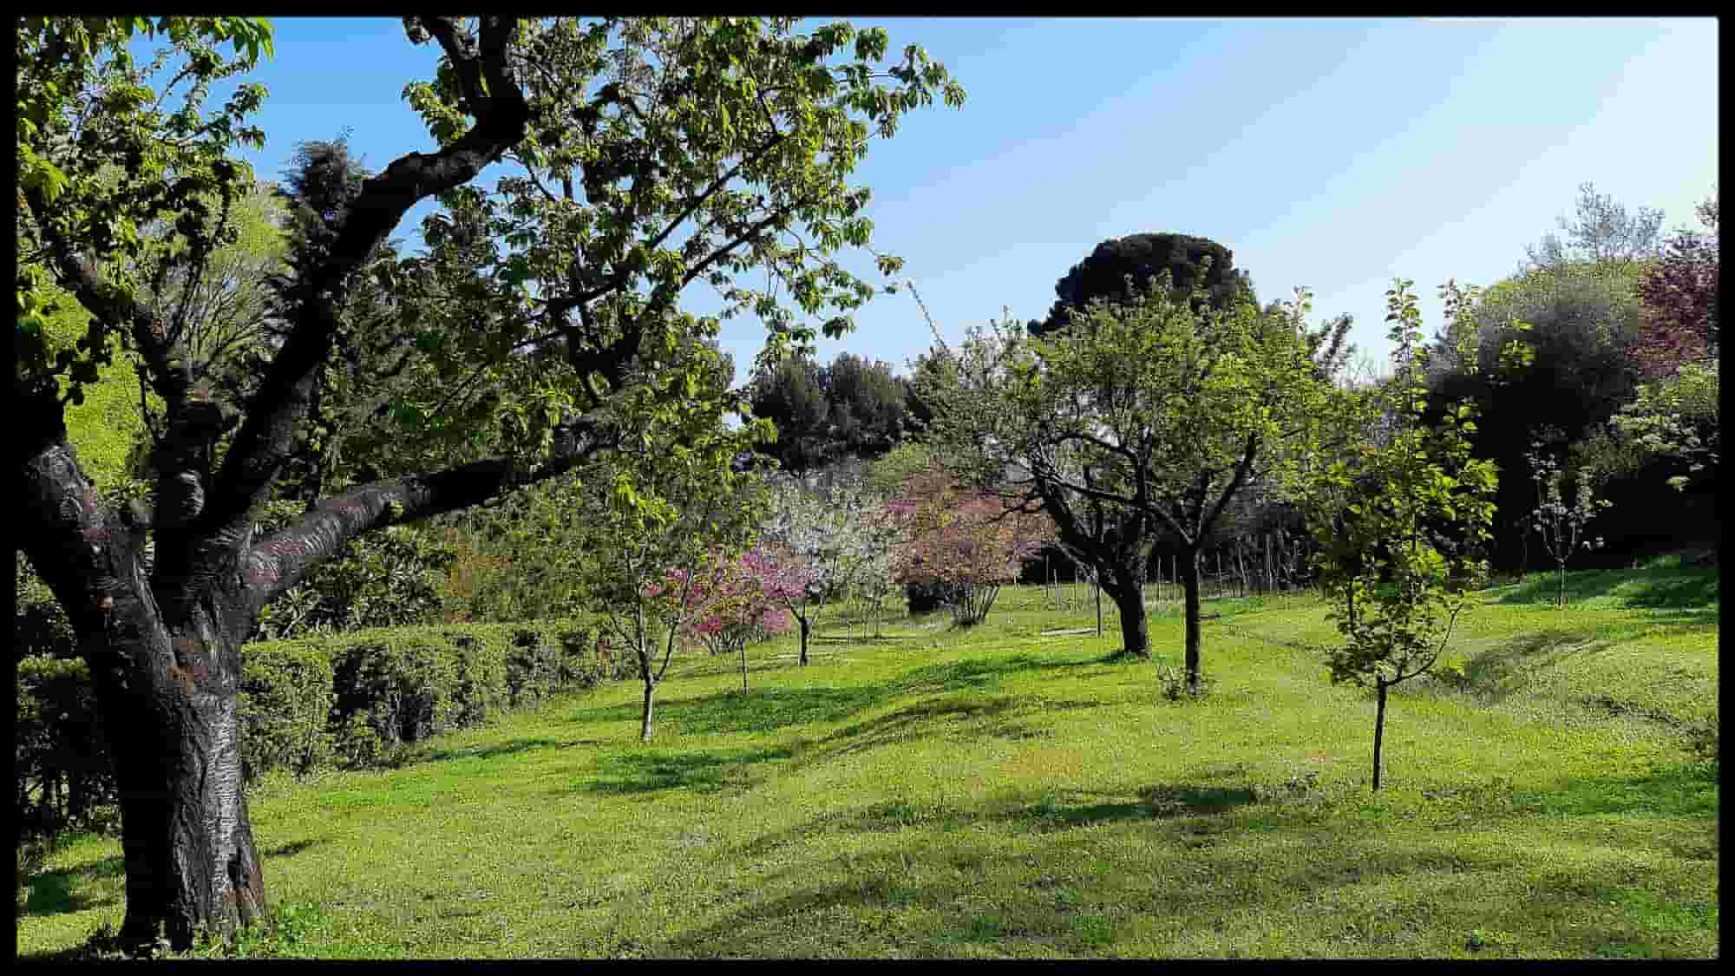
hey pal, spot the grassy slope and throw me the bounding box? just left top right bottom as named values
left=18, top=559, right=1718, bottom=959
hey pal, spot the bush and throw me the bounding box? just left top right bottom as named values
left=329, top=633, right=462, bottom=766
left=16, top=617, right=613, bottom=838
left=237, top=644, right=335, bottom=782
left=16, top=656, right=116, bottom=838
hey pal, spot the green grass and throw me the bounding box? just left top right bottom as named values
left=17, top=560, right=1718, bottom=958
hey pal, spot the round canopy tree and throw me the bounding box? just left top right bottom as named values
left=1029, top=232, right=1255, bottom=336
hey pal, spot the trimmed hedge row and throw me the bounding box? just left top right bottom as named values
left=17, top=618, right=621, bottom=839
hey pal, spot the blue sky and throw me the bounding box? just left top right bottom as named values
left=230, top=17, right=1718, bottom=380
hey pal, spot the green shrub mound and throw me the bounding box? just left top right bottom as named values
left=16, top=618, right=610, bottom=839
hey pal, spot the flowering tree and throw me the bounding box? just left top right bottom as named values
left=672, top=548, right=803, bottom=691
left=1524, top=433, right=1610, bottom=608
left=761, top=477, right=855, bottom=662
left=887, top=463, right=1050, bottom=625
left=1633, top=195, right=1718, bottom=379
left=841, top=505, right=902, bottom=637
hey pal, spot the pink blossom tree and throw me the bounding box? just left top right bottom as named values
left=886, top=463, right=1051, bottom=625
left=674, top=547, right=804, bottom=692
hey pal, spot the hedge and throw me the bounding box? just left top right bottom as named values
left=16, top=617, right=611, bottom=840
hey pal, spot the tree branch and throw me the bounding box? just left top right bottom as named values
left=199, top=16, right=530, bottom=579
left=240, top=415, right=609, bottom=616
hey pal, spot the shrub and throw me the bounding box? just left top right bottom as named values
left=329, top=633, right=462, bottom=766
left=237, top=644, right=335, bottom=782
left=16, top=618, right=614, bottom=837
left=16, top=656, right=116, bottom=838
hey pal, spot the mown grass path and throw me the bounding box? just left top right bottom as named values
left=18, top=560, right=1718, bottom=958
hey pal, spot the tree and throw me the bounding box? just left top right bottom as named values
left=1029, top=232, right=1255, bottom=336
left=823, top=353, right=911, bottom=457
left=917, top=318, right=1160, bottom=657
left=933, top=276, right=1332, bottom=688
left=886, top=462, right=1050, bottom=626
left=1523, top=431, right=1610, bottom=607
left=1425, top=261, right=1642, bottom=569
left=677, top=547, right=802, bottom=691
left=748, top=354, right=831, bottom=472
left=759, top=474, right=878, bottom=664
left=1300, top=279, right=1496, bottom=791
left=1526, top=181, right=1664, bottom=269
left=749, top=351, right=912, bottom=471
left=1633, top=193, right=1718, bottom=379
left=16, top=16, right=961, bottom=948
left=1603, top=361, right=1719, bottom=494
left=573, top=340, right=770, bottom=740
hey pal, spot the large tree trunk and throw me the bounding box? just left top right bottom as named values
left=16, top=18, right=536, bottom=954
left=1180, top=546, right=1203, bottom=694
left=1105, top=566, right=1149, bottom=659
left=23, top=431, right=265, bottom=951
left=103, top=626, right=265, bottom=951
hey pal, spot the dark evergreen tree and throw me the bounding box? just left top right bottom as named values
left=1031, top=232, right=1255, bottom=336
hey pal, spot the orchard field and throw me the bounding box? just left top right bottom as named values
left=20, top=558, right=1717, bottom=959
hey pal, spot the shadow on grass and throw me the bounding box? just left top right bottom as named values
left=1494, top=560, right=1719, bottom=612
left=580, top=745, right=795, bottom=795
left=733, top=781, right=1268, bottom=861
left=1517, top=762, right=1718, bottom=819
left=22, top=853, right=124, bottom=917
left=1021, top=784, right=1260, bottom=830
left=262, top=838, right=321, bottom=859
left=891, top=653, right=1103, bottom=696
left=664, top=684, right=895, bottom=736
left=676, top=790, right=1460, bottom=957
left=1437, top=629, right=1613, bottom=703
left=815, top=694, right=1027, bottom=757
left=417, top=736, right=601, bottom=763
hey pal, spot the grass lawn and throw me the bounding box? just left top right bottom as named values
left=17, top=558, right=1718, bottom=958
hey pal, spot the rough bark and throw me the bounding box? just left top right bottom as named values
left=1104, top=568, right=1149, bottom=659
left=20, top=418, right=262, bottom=950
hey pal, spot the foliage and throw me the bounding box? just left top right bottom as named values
left=264, top=137, right=413, bottom=499
left=16, top=656, right=117, bottom=839
left=1604, top=361, right=1719, bottom=493
left=924, top=273, right=1335, bottom=673
left=370, top=17, right=964, bottom=475
left=237, top=643, right=336, bottom=779
left=886, top=463, right=1050, bottom=625
left=759, top=472, right=900, bottom=646
left=749, top=354, right=832, bottom=471
left=17, top=16, right=272, bottom=404
left=1525, top=181, right=1664, bottom=269
left=15, top=555, right=78, bottom=662
left=1632, top=195, right=1719, bottom=378
left=252, top=501, right=458, bottom=641
left=1523, top=432, right=1611, bottom=607
left=1425, top=259, right=1642, bottom=566
left=660, top=548, right=801, bottom=690
left=1301, top=279, right=1497, bottom=790
left=749, top=351, right=914, bottom=472
left=16, top=618, right=614, bottom=836
left=1029, top=232, right=1256, bottom=336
